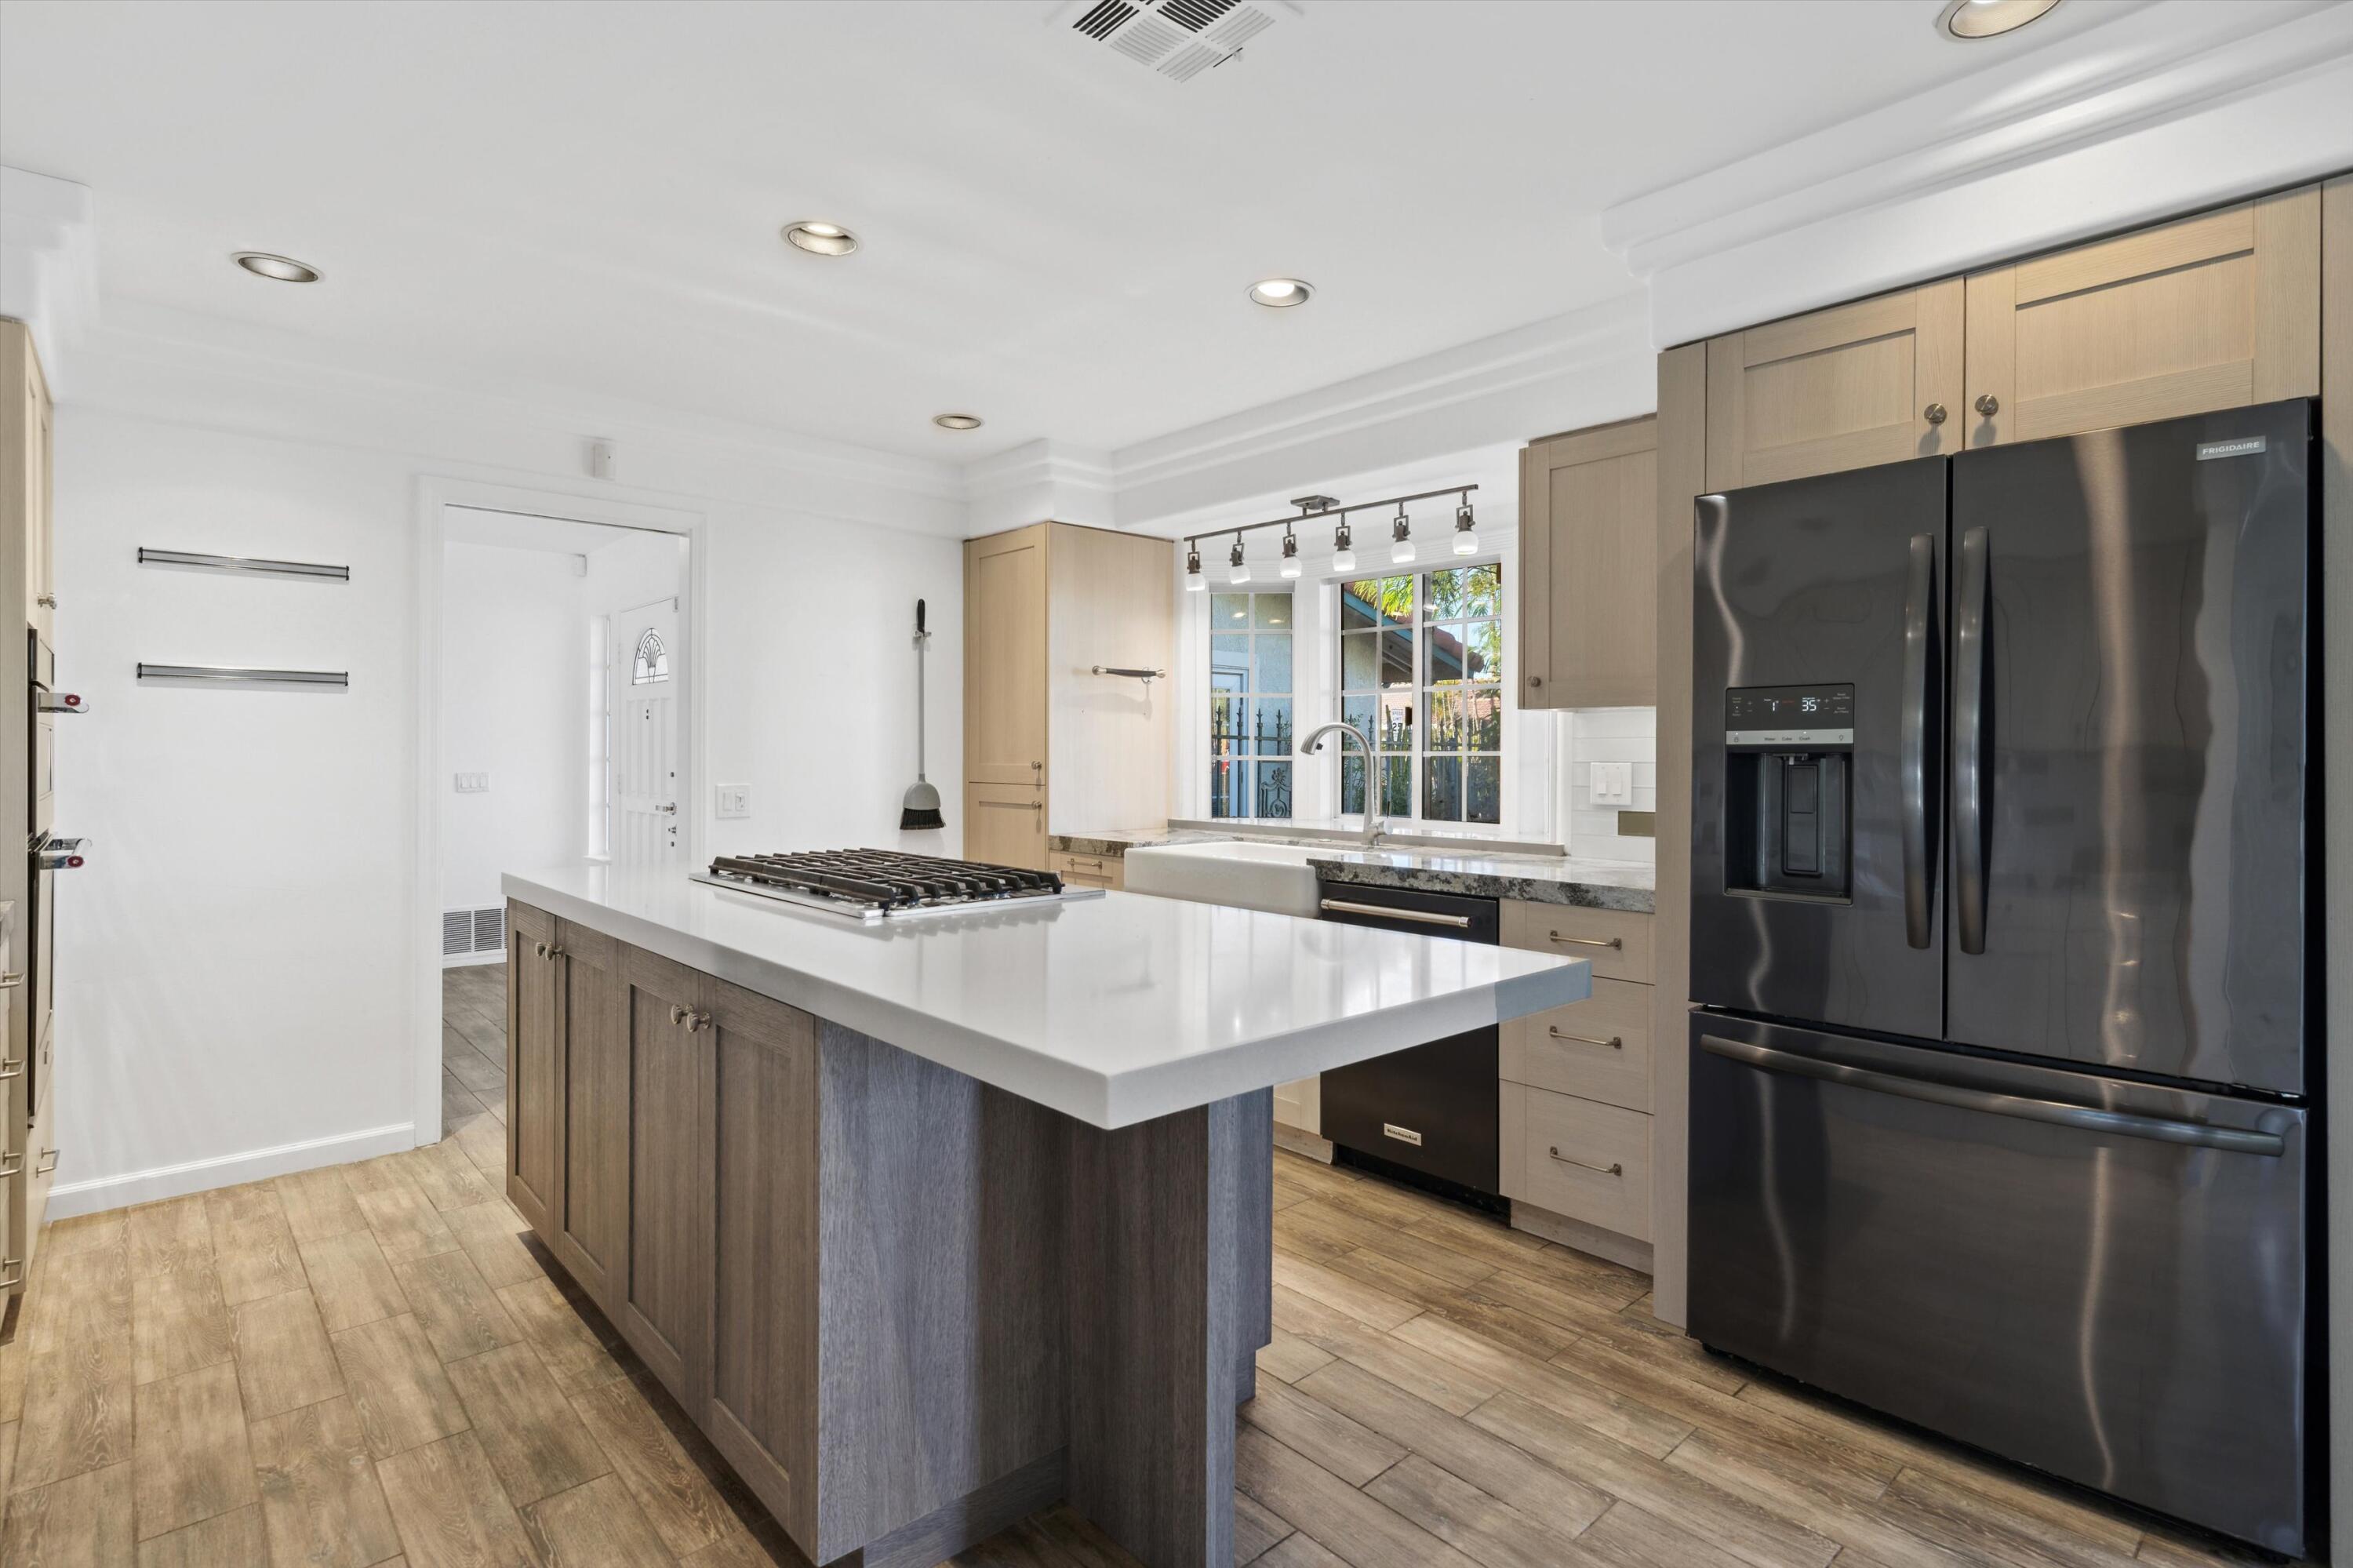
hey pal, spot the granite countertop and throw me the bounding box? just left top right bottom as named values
left=1055, top=824, right=1656, bottom=914
left=504, top=864, right=1587, bottom=1130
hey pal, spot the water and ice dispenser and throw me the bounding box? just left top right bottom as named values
left=1722, top=683, right=1855, bottom=901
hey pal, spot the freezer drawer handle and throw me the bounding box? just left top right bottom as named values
left=1699, top=1035, right=2285, bottom=1157
left=1547, top=1026, right=1622, bottom=1050
left=1547, top=1146, right=1623, bottom=1177
left=1547, top=931, right=1620, bottom=950
left=1320, top=899, right=1471, bottom=930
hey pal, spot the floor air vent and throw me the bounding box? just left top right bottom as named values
left=1066, top=0, right=1278, bottom=84
left=443, top=906, right=505, bottom=958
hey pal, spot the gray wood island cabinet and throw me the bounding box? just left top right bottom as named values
left=499, top=865, right=1585, bottom=1568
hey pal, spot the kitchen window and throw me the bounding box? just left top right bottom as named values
left=1338, top=564, right=1504, bottom=824
left=1209, top=591, right=1293, bottom=818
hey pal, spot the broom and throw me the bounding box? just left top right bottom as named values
left=899, top=598, right=945, bottom=830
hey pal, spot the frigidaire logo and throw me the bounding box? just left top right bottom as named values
left=2195, top=437, right=2267, bottom=461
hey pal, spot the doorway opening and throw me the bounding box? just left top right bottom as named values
left=431, top=500, right=692, bottom=1150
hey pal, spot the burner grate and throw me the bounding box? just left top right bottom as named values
left=704, top=849, right=1067, bottom=914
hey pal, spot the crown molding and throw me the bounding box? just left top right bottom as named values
left=1604, top=0, right=2353, bottom=346
left=67, top=301, right=970, bottom=535
left=963, top=438, right=1118, bottom=533
left=0, top=166, right=100, bottom=391
left=1101, top=294, right=1653, bottom=529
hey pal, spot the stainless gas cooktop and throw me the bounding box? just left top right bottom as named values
left=693, top=848, right=1104, bottom=922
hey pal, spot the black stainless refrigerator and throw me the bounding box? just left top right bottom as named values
left=1687, top=399, right=2319, bottom=1556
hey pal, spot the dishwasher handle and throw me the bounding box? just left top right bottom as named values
left=1700, top=1035, right=2284, bottom=1157
left=1318, top=897, right=1470, bottom=930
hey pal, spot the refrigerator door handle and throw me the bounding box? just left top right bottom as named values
left=1954, top=525, right=1990, bottom=955
left=1698, top=1035, right=2284, bottom=1156
left=1900, top=532, right=1938, bottom=949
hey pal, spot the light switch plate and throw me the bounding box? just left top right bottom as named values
left=715, top=784, right=751, bottom=820
left=1591, top=761, right=1633, bottom=806
left=453, top=772, right=490, bottom=794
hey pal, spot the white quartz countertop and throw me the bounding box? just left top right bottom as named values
left=504, top=864, right=1589, bottom=1130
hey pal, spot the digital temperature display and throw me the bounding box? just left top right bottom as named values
left=1724, top=683, right=1856, bottom=748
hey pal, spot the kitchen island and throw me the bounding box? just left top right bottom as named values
left=500, top=863, right=1587, bottom=1568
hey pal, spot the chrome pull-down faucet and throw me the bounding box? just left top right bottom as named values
left=1297, top=720, right=1384, bottom=848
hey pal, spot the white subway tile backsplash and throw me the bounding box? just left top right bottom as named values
left=1561, top=706, right=1658, bottom=861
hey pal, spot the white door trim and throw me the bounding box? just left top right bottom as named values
left=412, top=475, right=708, bottom=1150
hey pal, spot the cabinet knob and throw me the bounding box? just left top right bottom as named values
left=1974, top=393, right=1999, bottom=418
left=1527, top=675, right=1543, bottom=689
left=545, top=948, right=564, bottom=962
left=1922, top=402, right=1947, bottom=425
left=670, top=1004, right=686, bottom=1026
left=35, top=595, right=55, bottom=609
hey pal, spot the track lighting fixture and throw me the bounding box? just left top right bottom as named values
left=1453, top=494, right=1478, bottom=556
left=1184, top=544, right=1205, bottom=592
left=1390, top=504, right=1415, bottom=565
left=1330, top=521, right=1355, bottom=574
left=1228, top=533, right=1250, bottom=584
left=1280, top=529, right=1302, bottom=580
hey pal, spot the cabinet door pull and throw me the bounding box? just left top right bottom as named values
left=35, top=594, right=55, bottom=609
left=670, top=1004, right=687, bottom=1026
left=545, top=948, right=565, bottom=961
left=686, top=1011, right=712, bottom=1033
left=1974, top=393, right=1999, bottom=418
left=533, top=940, right=548, bottom=959
left=0, top=1258, right=21, bottom=1290
left=1547, top=931, right=1622, bottom=951
left=1547, top=1146, right=1623, bottom=1177
left=34, top=1148, right=56, bottom=1176
left=0, top=971, right=20, bottom=988
left=1546, top=1026, right=1623, bottom=1050
left=0, top=1153, right=20, bottom=1177
left=1528, top=675, right=1543, bottom=689
left=1922, top=402, right=1947, bottom=425
left=0, top=1057, right=21, bottom=1080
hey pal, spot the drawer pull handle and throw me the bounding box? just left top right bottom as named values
left=1547, top=1027, right=1623, bottom=1050
left=0, top=970, right=20, bottom=988
left=0, top=1258, right=20, bottom=1290
left=1321, top=899, right=1471, bottom=929
left=1547, top=932, right=1622, bottom=950
left=0, top=1153, right=19, bottom=1177
left=34, top=1148, right=56, bottom=1175
left=0, top=1057, right=20, bottom=1080
left=1547, top=1146, right=1623, bottom=1177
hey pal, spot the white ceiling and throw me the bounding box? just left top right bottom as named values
left=1, top=0, right=2130, bottom=463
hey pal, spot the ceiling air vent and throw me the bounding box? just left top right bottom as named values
left=1067, top=0, right=1278, bottom=85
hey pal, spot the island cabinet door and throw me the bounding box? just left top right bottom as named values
left=504, top=901, right=562, bottom=1234
left=552, top=921, right=627, bottom=1306
left=616, top=944, right=712, bottom=1403
left=701, top=976, right=820, bottom=1551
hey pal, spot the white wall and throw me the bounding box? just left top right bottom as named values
left=439, top=543, right=584, bottom=914
left=49, top=384, right=966, bottom=1216
left=1562, top=708, right=1657, bottom=865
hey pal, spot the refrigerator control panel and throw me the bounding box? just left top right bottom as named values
left=1725, top=683, right=1855, bottom=748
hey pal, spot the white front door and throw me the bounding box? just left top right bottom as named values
left=615, top=596, right=681, bottom=871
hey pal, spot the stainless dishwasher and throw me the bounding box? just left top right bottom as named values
left=1315, top=880, right=1500, bottom=1208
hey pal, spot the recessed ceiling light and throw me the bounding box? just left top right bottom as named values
left=1937, top=0, right=2061, bottom=41
left=933, top=413, right=984, bottom=431
left=783, top=220, right=860, bottom=256
left=234, top=252, right=320, bottom=282
left=1248, top=277, right=1312, bottom=308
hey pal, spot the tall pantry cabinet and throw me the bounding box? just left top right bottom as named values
left=2, top=318, right=58, bottom=1314
left=963, top=522, right=1173, bottom=869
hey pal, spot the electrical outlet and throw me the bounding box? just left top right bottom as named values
left=715, top=784, right=751, bottom=820
left=1590, top=761, right=1633, bottom=806
left=453, top=772, right=490, bottom=794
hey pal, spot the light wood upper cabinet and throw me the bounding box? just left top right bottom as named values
left=963, top=520, right=1173, bottom=866
left=1964, top=184, right=2320, bottom=446
left=1520, top=417, right=1657, bottom=709
left=964, top=525, right=1049, bottom=788
left=1704, top=278, right=1964, bottom=492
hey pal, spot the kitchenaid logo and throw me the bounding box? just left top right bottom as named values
left=2196, top=437, right=2267, bottom=460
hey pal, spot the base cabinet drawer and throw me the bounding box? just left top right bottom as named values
left=1502, top=1082, right=1651, bottom=1242
left=1500, top=903, right=1654, bottom=984
left=1501, top=977, right=1653, bottom=1111
left=1049, top=850, right=1123, bottom=890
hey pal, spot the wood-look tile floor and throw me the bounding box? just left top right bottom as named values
left=0, top=966, right=2292, bottom=1568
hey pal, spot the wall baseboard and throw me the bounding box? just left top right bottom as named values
left=45, top=1121, right=419, bottom=1219
left=1510, top=1199, right=1654, bottom=1276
